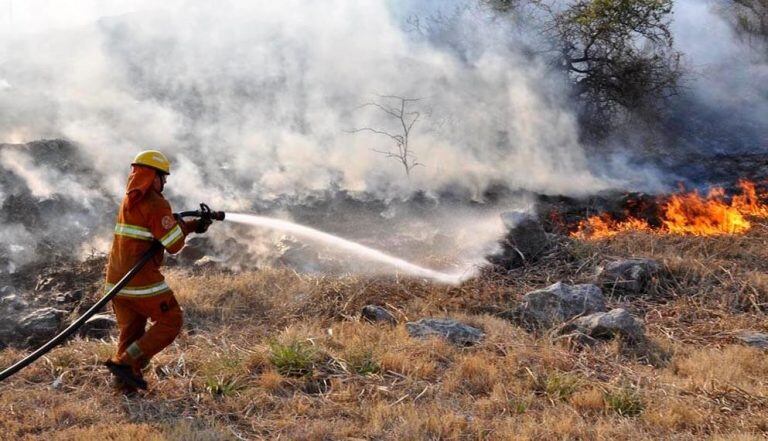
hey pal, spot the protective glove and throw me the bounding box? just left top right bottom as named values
left=195, top=217, right=212, bottom=234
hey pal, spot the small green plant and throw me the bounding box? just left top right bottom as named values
left=533, top=371, right=582, bottom=401
left=510, top=398, right=528, bottom=414
left=605, top=385, right=644, bottom=417
left=346, top=350, right=380, bottom=376
left=269, top=340, right=316, bottom=377
left=199, top=352, right=245, bottom=380
left=204, top=375, right=242, bottom=397
left=49, top=351, right=79, bottom=372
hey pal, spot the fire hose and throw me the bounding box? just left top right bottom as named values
left=0, top=203, right=225, bottom=383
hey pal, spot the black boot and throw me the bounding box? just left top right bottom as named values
left=104, top=360, right=148, bottom=390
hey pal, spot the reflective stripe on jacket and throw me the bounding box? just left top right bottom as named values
left=106, top=186, right=191, bottom=297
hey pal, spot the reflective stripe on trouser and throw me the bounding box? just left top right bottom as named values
left=114, top=223, right=154, bottom=241
left=106, top=281, right=170, bottom=297
left=113, top=292, right=183, bottom=372
left=126, top=342, right=144, bottom=360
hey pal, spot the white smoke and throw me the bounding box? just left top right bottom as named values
left=0, top=149, right=101, bottom=202
left=0, top=0, right=614, bottom=275
left=0, top=0, right=606, bottom=206
left=672, top=0, right=768, bottom=153
left=0, top=224, right=37, bottom=272
left=6, top=1, right=761, bottom=276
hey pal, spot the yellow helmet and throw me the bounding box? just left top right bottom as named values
left=132, top=150, right=171, bottom=175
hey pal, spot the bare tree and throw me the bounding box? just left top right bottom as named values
left=348, top=95, right=424, bottom=178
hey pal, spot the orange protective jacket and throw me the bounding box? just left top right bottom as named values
left=105, top=166, right=194, bottom=297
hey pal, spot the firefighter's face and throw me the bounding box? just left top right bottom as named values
left=153, top=172, right=167, bottom=193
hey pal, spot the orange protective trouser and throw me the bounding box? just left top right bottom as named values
left=111, top=292, right=183, bottom=374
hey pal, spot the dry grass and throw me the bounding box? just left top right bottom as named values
left=2, top=225, right=768, bottom=439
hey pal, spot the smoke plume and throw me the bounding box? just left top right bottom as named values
left=0, top=0, right=603, bottom=274
left=0, top=1, right=606, bottom=201
left=0, top=0, right=765, bottom=275
left=671, top=0, right=768, bottom=155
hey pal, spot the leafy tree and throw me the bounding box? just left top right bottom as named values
left=484, top=0, right=682, bottom=134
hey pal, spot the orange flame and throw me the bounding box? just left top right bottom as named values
left=732, top=180, right=768, bottom=217
left=571, top=214, right=652, bottom=240
left=572, top=180, right=768, bottom=239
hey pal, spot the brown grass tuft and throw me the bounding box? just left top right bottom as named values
left=443, top=353, right=499, bottom=396
left=669, top=345, right=768, bottom=394
left=570, top=387, right=606, bottom=414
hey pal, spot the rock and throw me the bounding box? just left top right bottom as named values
left=0, top=294, right=26, bottom=347
left=35, top=276, right=60, bottom=292
left=511, top=282, right=607, bottom=330
left=597, top=258, right=660, bottom=295
left=487, top=211, right=551, bottom=269
left=558, top=308, right=645, bottom=344
left=17, top=307, right=67, bottom=345
left=79, top=314, right=117, bottom=339
left=736, top=331, right=768, bottom=350
left=178, top=236, right=211, bottom=263
left=361, top=305, right=396, bottom=324
left=53, top=289, right=83, bottom=304
left=406, top=318, right=484, bottom=346
left=1, top=294, right=29, bottom=311
left=193, top=256, right=222, bottom=273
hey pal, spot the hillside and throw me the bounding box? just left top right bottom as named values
left=1, top=222, right=767, bottom=440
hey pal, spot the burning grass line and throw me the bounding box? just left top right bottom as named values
left=572, top=180, right=768, bottom=240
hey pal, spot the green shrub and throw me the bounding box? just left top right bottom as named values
left=269, top=340, right=317, bottom=377
left=510, top=398, right=529, bottom=414
left=533, top=371, right=582, bottom=401
left=605, top=385, right=644, bottom=417
left=204, top=375, right=242, bottom=397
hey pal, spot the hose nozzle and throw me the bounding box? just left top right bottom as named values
left=199, top=203, right=225, bottom=221
left=177, top=203, right=225, bottom=221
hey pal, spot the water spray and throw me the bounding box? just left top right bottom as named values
left=225, top=213, right=472, bottom=285
left=181, top=205, right=471, bottom=284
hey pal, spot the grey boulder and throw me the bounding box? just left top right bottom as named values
left=511, top=282, right=607, bottom=330
left=737, top=331, right=768, bottom=350
left=361, top=305, right=396, bottom=325
left=558, top=308, right=645, bottom=344
left=79, top=314, right=117, bottom=339
left=597, top=258, right=660, bottom=294
left=17, top=307, right=67, bottom=345
left=406, top=318, right=484, bottom=346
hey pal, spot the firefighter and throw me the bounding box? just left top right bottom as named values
left=103, top=150, right=211, bottom=392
